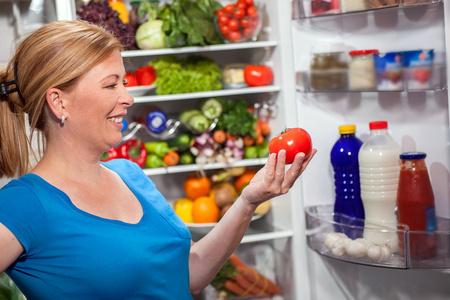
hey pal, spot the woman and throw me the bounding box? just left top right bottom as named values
left=0, top=20, right=316, bottom=299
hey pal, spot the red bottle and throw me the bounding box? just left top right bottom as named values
left=397, top=152, right=437, bottom=259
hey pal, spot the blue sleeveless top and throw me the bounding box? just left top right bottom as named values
left=0, top=159, right=192, bottom=299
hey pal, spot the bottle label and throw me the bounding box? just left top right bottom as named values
left=426, top=206, right=437, bottom=232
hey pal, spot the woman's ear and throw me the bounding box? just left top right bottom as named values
left=46, top=88, right=67, bottom=123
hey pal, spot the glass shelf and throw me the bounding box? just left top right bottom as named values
left=295, top=63, right=447, bottom=93
left=121, top=41, right=278, bottom=58
left=143, top=158, right=268, bottom=176
left=292, top=0, right=443, bottom=20
left=305, top=204, right=450, bottom=270
left=130, top=85, right=281, bottom=104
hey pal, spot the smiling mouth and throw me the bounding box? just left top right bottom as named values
left=107, top=116, right=123, bottom=123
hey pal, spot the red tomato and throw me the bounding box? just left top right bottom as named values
left=240, top=17, right=250, bottom=28
left=246, top=6, right=258, bottom=17
left=224, top=4, right=235, bottom=14
left=245, top=0, right=254, bottom=6
left=135, top=66, right=156, bottom=86
left=233, top=8, right=245, bottom=19
left=243, top=65, right=273, bottom=87
left=227, top=31, right=242, bottom=41
left=269, top=128, right=313, bottom=164
left=243, top=27, right=254, bottom=38
left=218, top=14, right=230, bottom=25
left=236, top=2, right=247, bottom=9
left=124, top=72, right=137, bottom=87
left=216, top=8, right=225, bottom=16
left=220, top=25, right=230, bottom=35
left=228, top=18, right=240, bottom=31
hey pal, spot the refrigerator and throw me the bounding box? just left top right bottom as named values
left=1, top=0, right=449, bottom=299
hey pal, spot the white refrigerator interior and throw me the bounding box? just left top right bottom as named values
left=0, top=0, right=449, bottom=299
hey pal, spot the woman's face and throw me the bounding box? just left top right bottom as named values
left=64, top=50, right=134, bottom=154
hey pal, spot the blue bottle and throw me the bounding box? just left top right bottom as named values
left=330, top=125, right=364, bottom=238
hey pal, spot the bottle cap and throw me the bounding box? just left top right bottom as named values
left=146, top=110, right=168, bottom=133
left=400, top=152, right=427, bottom=160
left=369, top=121, right=388, bottom=130
left=338, top=125, right=356, bottom=134
left=349, top=49, right=380, bottom=56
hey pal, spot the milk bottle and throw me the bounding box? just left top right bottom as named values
left=359, top=121, right=401, bottom=252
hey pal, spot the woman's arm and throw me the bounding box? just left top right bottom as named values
left=188, top=149, right=317, bottom=294
left=0, top=222, right=24, bottom=274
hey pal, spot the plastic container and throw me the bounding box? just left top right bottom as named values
left=374, top=52, right=404, bottom=91
left=310, top=0, right=340, bottom=16
left=310, top=43, right=348, bottom=91
left=340, top=0, right=369, bottom=13
left=402, top=49, right=434, bottom=90
left=359, top=121, right=401, bottom=252
left=397, top=152, right=437, bottom=259
left=348, top=49, right=379, bottom=91
left=330, top=125, right=364, bottom=239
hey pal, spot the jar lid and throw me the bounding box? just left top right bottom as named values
left=400, top=152, right=427, bottom=160
left=349, top=49, right=380, bottom=56
left=369, top=121, right=388, bottom=130
left=339, top=125, right=356, bottom=134
left=311, top=43, right=346, bottom=54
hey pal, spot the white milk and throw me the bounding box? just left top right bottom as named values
left=359, top=143, right=401, bottom=252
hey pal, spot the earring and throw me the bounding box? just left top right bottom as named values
left=61, top=114, right=65, bottom=124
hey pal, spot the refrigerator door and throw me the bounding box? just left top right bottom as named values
left=291, top=1, right=450, bottom=299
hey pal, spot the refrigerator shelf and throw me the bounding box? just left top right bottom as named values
left=292, top=0, right=443, bottom=20
left=132, top=85, right=281, bottom=104
left=295, top=64, right=447, bottom=93
left=189, top=213, right=293, bottom=244
left=305, top=204, right=450, bottom=270
left=121, top=41, right=278, bottom=58
left=143, top=158, right=268, bottom=176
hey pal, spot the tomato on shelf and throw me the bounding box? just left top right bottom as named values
left=243, top=65, right=274, bottom=87
left=125, top=72, right=138, bottom=87
left=269, top=128, right=313, bottom=164
left=135, top=66, right=156, bottom=86
left=214, top=0, right=262, bottom=43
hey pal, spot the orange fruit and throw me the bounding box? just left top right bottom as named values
left=192, top=196, right=220, bottom=223
left=234, top=168, right=257, bottom=193
left=184, top=173, right=211, bottom=200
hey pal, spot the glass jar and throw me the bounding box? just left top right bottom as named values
left=222, top=64, right=247, bottom=89
left=340, top=0, right=369, bottom=13
left=310, top=43, right=348, bottom=91
left=397, top=152, right=437, bottom=259
left=348, top=49, right=379, bottom=91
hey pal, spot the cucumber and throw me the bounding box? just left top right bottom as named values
left=167, top=133, right=192, bottom=152
left=179, top=109, right=202, bottom=124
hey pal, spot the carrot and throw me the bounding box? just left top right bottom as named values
left=229, top=253, right=245, bottom=267
left=243, top=134, right=255, bottom=147
left=257, top=120, right=271, bottom=136
left=224, top=280, right=247, bottom=296
left=163, top=151, right=179, bottom=166
left=213, top=130, right=226, bottom=144
left=234, top=272, right=264, bottom=295
left=236, top=265, right=281, bottom=295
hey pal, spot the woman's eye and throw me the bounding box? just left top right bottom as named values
left=106, top=83, right=118, bottom=89
left=123, top=80, right=128, bottom=86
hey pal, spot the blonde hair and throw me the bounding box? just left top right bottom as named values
left=0, top=20, right=123, bottom=178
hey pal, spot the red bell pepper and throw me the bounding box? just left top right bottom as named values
left=100, top=147, right=120, bottom=162
left=118, top=139, right=147, bottom=168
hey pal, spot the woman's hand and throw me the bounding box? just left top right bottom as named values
left=239, top=149, right=317, bottom=208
